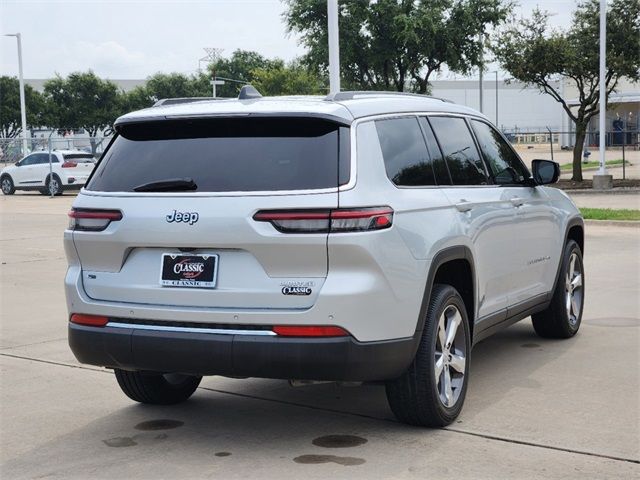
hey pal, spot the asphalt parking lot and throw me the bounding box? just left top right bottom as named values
left=1, top=193, right=638, bottom=479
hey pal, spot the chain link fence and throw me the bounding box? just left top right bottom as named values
left=1, top=135, right=113, bottom=166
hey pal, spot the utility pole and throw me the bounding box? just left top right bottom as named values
left=495, top=71, right=498, bottom=126
left=593, top=0, right=612, bottom=189
left=478, top=34, right=484, bottom=113
left=199, top=48, right=224, bottom=97
left=4, top=33, right=28, bottom=156
left=327, top=0, right=340, bottom=94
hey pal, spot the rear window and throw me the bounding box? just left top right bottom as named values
left=63, top=153, right=96, bottom=162
left=87, top=117, right=349, bottom=193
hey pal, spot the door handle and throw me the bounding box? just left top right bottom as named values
left=455, top=200, right=474, bottom=212
left=510, top=197, right=525, bottom=207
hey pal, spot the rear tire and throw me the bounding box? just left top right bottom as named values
left=1, top=175, right=15, bottom=195
left=532, top=240, right=584, bottom=338
left=386, top=284, right=471, bottom=427
left=114, top=369, right=202, bottom=405
left=45, top=174, right=63, bottom=196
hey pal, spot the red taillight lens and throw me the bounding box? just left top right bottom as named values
left=62, top=161, right=77, bottom=168
left=68, top=208, right=123, bottom=232
left=273, top=325, right=349, bottom=337
left=253, top=207, right=393, bottom=233
left=70, top=314, right=109, bottom=327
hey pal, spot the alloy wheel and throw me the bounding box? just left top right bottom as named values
left=565, top=252, right=583, bottom=326
left=434, top=304, right=467, bottom=408
left=1, top=178, right=12, bottom=194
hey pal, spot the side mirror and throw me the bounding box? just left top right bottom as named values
left=531, top=159, right=560, bottom=185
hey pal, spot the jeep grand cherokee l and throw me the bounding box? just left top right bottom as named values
left=65, top=88, right=584, bottom=426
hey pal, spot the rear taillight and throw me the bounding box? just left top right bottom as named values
left=68, top=208, right=122, bottom=232
left=62, top=161, right=77, bottom=168
left=253, top=207, right=393, bottom=233
left=70, top=314, right=109, bottom=327
left=272, top=325, right=349, bottom=337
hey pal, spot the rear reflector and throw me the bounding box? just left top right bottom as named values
left=70, top=314, right=108, bottom=327
left=68, top=208, right=122, bottom=232
left=272, top=325, right=349, bottom=337
left=254, top=207, right=393, bottom=233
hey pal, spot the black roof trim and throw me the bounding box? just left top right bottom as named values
left=152, top=97, right=222, bottom=107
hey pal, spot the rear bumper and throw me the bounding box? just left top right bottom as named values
left=68, top=321, right=416, bottom=381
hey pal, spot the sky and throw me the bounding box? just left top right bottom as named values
left=1, top=0, right=578, bottom=81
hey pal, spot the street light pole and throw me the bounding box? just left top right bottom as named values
left=495, top=70, right=499, bottom=126
left=327, top=0, right=340, bottom=94
left=4, top=33, right=28, bottom=156
left=597, top=0, right=607, bottom=176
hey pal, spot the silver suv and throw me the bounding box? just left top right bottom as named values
left=65, top=89, right=584, bottom=426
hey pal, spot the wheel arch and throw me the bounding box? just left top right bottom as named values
left=551, top=216, right=585, bottom=294
left=414, top=246, right=476, bottom=343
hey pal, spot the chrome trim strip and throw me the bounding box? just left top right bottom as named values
left=106, top=321, right=277, bottom=336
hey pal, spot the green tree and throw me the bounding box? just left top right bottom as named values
left=43, top=71, right=123, bottom=154
left=207, top=49, right=278, bottom=97
left=283, top=0, right=511, bottom=93
left=493, top=0, right=640, bottom=181
left=251, top=59, right=324, bottom=95
left=0, top=76, right=46, bottom=138
left=122, top=72, right=211, bottom=111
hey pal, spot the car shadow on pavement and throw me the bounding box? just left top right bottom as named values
left=2, top=320, right=574, bottom=478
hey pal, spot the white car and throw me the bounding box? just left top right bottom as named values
left=1, top=149, right=96, bottom=195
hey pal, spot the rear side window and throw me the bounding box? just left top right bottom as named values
left=375, top=117, right=436, bottom=187
left=35, top=153, right=57, bottom=164
left=87, top=117, right=349, bottom=193
left=428, top=116, right=488, bottom=186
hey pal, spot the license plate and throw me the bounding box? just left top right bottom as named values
left=160, top=254, right=218, bottom=288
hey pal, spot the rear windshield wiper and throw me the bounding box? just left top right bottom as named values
left=133, top=178, right=198, bottom=192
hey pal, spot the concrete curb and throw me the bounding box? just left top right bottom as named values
left=585, top=219, right=640, bottom=228
left=564, top=188, right=640, bottom=195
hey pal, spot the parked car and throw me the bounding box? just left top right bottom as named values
left=1, top=150, right=96, bottom=195
left=65, top=88, right=584, bottom=427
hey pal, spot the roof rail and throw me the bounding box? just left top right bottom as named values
left=152, top=97, right=220, bottom=107
left=324, top=91, right=454, bottom=103
left=238, top=85, right=262, bottom=100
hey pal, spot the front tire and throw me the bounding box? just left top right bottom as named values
left=532, top=240, right=584, bottom=338
left=386, top=284, right=471, bottom=427
left=114, top=369, right=202, bottom=405
left=1, top=175, right=15, bottom=195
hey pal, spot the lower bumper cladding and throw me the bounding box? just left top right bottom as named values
left=68, top=319, right=416, bottom=382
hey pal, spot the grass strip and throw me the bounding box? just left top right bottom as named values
left=580, top=208, right=640, bottom=221
left=560, top=159, right=629, bottom=171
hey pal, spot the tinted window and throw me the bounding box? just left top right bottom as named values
left=471, top=120, right=529, bottom=184
left=375, top=117, right=435, bottom=186
left=419, top=117, right=451, bottom=185
left=63, top=153, right=96, bottom=162
left=35, top=153, right=57, bottom=164
left=19, top=154, right=38, bottom=166
left=87, top=117, right=348, bottom=192
left=428, top=116, right=488, bottom=185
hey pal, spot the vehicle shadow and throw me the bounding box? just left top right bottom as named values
left=2, top=320, right=570, bottom=479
